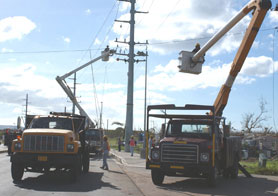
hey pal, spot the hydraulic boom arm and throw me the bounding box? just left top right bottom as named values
left=213, top=0, right=271, bottom=116
left=56, top=47, right=115, bottom=127
left=179, top=0, right=272, bottom=116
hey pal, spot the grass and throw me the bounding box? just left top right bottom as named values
left=240, top=159, right=278, bottom=176
left=108, top=137, right=143, bottom=154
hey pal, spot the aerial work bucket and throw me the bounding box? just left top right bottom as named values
left=101, top=46, right=110, bottom=61
left=178, top=51, right=204, bottom=74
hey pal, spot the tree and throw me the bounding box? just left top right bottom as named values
left=241, top=98, right=268, bottom=133
left=112, top=121, right=124, bottom=126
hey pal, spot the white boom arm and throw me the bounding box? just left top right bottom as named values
left=192, top=0, right=256, bottom=63
left=56, top=48, right=115, bottom=127
left=178, top=0, right=271, bottom=75
left=179, top=0, right=271, bottom=116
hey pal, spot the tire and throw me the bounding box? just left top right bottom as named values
left=70, top=165, right=78, bottom=182
left=82, top=150, right=90, bottom=173
left=11, top=162, right=24, bottom=181
left=151, top=169, right=164, bottom=185
left=8, top=144, right=12, bottom=156
left=208, top=166, right=217, bottom=187
left=230, top=156, right=239, bottom=179
left=223, top=168, right=230, bottom=178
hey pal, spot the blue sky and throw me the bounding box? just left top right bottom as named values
left=0, top=0, right=278, bottom=132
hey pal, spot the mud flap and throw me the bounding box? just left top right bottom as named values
left=238, top=163, right=252, bottom=178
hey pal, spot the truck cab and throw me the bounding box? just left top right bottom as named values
left=85, top=128, right=103, bottom=154
left=146, top=104, right=241, bottom=186
left=10, top=112, right=90, bottom=182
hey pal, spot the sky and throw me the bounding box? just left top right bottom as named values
left=0, top=0, right=278, bottom=132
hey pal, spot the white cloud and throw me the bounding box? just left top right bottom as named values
left=269, top=11, right=278, bottom=23
left=241, top=56, right=278, bottom=77
left=0, top=64, right=65, bottom=100
left=1, top=48, right=14, bottom=52
left=0, top=16, right=36, bottom=42
left=114, top=0, right=251, bottom=56
left=135, top=59, right=231, bottom=91
left=268, top=33, right=274, bottom=39
left=119, top=2, right=130, bottom=12
left=135, top=56, right=278, bottom=92
left=94, top=38, right=101, bottom=45
left=63, top=37, right=71, bottom=43
left=85, top=9, right=92, bottom=15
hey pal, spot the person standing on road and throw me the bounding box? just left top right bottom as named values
left=148, top=135, right=154, bottom=157
left=129, top=135, right=136, bottom=156
left=118, top=137, right=121, bottom=152
left=101, top=135, right=110, bottom=170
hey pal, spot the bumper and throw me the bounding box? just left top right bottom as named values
left=10, top=152, right=78, bottom=168
left=146, top=160, right=211, bottom=177
left=88, top=145, right=102, bottom=153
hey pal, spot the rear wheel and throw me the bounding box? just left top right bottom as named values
left=151, top=169, right=164, bottom=185
left=223, top=168, right=230, bottom=178
left=207, top=166, right=217, bottom=187
left=11, top=162, right=24, bottom=181
left=70, top=165, right=78, bottom=182
left=82, top=150, right=90, bottom=173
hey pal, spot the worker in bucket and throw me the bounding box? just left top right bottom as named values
left=192, top=43, right=200, bottom=53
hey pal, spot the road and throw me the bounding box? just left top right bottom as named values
left=0, top=153, right=143, bottom=196
left=122, top=165, right=278, bottom=196
left=1, top=152, right=278, bottom=196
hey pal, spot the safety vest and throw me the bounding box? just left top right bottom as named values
left=130, top=139, right=135, bottom=147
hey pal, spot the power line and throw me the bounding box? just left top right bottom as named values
left=91, top=1, right=120, bottom=59
left=76, top=1, right=118, bottom=67
left=272, top=27, right=278, bottom=132
left=154, top=0, right=182, bottom=32
left=0, top=48, right=104, bottom=55
left=148, top=27, right=278, bottom=46
left=1, top=27, right=276, bottom=55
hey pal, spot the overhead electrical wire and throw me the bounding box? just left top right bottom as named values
left=272, top=27, right=278, bottom=132
left=91, top=1, right=120, bottom=59
left=1, top=27, right=277, bottom=54
left=77, top=0, right=118, bottom=66
left=0, top=48, right=104, bottom=55
left=89, top=50, right=100, bottom=123
left=154, top=0, right=182, bottom=32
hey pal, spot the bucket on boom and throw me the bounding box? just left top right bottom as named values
left=178, top=49, right=205, bottom=75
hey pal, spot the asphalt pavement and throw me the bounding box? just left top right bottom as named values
left=110, top=148, right=146, bottom=168
left=0, top=144, right=7, bottom=153
left=110, top=148, right=278, bottom=196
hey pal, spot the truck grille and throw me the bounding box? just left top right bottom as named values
left=23, top=135, right=65, bottom=152
left=161, top=143, right=198, bottom=164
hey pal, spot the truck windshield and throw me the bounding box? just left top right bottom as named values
left=166, top=121, right=211, bottom=137
left=85, top=129, right=101, bottom=141
left=29, top=117, right=73, bottom=131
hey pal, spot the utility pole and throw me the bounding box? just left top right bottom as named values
left=115, top=0, right=148, bottom=152
left=72, top=73, right=77, bottom=114
left=23, top=93, right=30, bottom=128
left=100, top=102, right=103, bottom=129
left=143, top=46, right=148, bottom=149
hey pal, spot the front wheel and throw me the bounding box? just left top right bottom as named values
left=207, top=166, right=217, bottom=187
left=11, top=162, right=24, bottom=181
left=82, top=150, right=90, bottom=173
left=151, top=169, right=164, bottom=185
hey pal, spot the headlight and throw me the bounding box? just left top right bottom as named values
left=200, top=153, right=209, bottom=162
left=67, top=144, right=74, bottom=152
left=151, top=150, right=160, bottom=160
left=14, top=142, right=22, bottom=151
